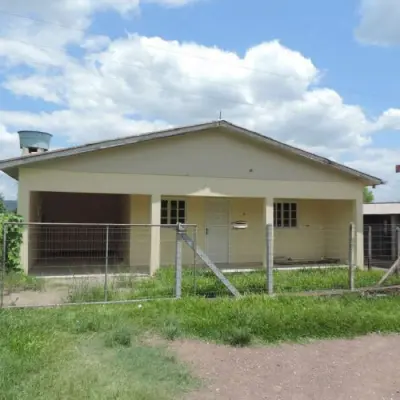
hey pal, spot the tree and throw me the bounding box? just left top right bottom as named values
left=0, top=193, right=7, bottom=214
left=363, top=187, right=374, bottom=203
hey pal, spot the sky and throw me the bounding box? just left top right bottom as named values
left=1, top=0, right=400, bottom=200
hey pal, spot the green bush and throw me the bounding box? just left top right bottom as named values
left=0, top=213, right=23, bottom=272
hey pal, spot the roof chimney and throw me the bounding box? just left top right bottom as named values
left=17, top=130, right=53, bottom=155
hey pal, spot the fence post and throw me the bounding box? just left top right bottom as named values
left=193, top=226, right=197, bottom=296
left=104, top=225, right=109, bottom=302
left=266, top=223, right=274, bottom=295
left=175, top=224, right=183, bottom=299
left=367, top=225, right=372, bottom=271
left=396, top=227, right=400, bottom=276
left=1, top=224, right=7, bottom=308
left=348, top=222, right=355, bottom=291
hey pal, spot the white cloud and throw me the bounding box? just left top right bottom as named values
left=355, top=0, right=400, bottom=46
left=375, top=108, right=400, bottom=130
left=0, top=35, right=374, bottom=151
left=0, top=125, right=20, bottom=199
left=346, top=148, right=400, bottom=201
left=81, top=35, right=111, bottom=52
left=0, top=109, right=171, bottom=144
left=0, top=0, right=400, bottom=201
left=3, top=75, right=65, bottom=104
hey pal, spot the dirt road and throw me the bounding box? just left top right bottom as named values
left=172, top=334, right=400, bottom=400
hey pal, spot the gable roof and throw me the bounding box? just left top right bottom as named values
left=0, top=119, right=384, bottom=185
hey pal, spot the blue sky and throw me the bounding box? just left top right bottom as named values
left=1, top=0, right=400, bottom=200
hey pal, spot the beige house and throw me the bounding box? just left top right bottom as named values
left=0, top=120, right=383, bottom=274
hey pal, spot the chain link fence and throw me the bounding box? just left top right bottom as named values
left=2, top=221, right=400, bottom=308
left=1, top=223, right=199, bottom=307
left=364, top=224, right=399, bottom=269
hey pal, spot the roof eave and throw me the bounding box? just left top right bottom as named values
left=0, top=119, right=384, bottom=186
left=2, top=167, right=19, bottom=181
left=0, top=120, right=221, bottom=171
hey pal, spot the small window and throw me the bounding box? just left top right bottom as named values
left=161, top=199, right=186, bottom=225
left=274, top=202, right=297, bottom=228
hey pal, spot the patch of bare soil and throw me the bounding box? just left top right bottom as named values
left=2, top=285, right=69, bottom=307
left=170, top=335, right=400, bottom=400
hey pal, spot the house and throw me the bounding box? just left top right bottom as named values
left=0, top=120, right=383, bottom=275
left=363, top=203, right=400, bottom=263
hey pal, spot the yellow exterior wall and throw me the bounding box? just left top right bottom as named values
left=128, top=195, right=151, bottom=267
left=40, top=129, right=355, bottom=183
left=323, top=200, right=355, bottom=263
left=159, top=197, right=205, bottom=266
left=18, top=189, right=363, bottom=271
left=274, top=200, right=326, bottom=261
left=158, top=197, right=264, bottom=266
left=153, top=197, right=357, bottom=267
left=15, top=127, right=366, bottom=271
left=18, top=168, right=364, bottom=200
left=28, top=191, right=40, bottom=267
left=229, top=198, right=264, bottom=264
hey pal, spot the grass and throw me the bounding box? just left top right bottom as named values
left=3, top=293, right=400, bottom=398
left=0, top=309, right=197, bottom=400
left=3, top=267, right=400, bottom=398
left=66, top=266, right=400, bottom=303
left=3, top=271, right=44, bottom=294
left=104, top=327, right=132, bottom=347
left=224, top=327, right=253, bottom=347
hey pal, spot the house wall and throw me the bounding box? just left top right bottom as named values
left=323, top=200, right=354, bottom=262
left=157, top=197, right=265, bottom=266
left=125, top=196, right=353, bottom=267
left=18, top=168, right=364, bottom=200
left=17, top=175, right=363, bottom=272
left=274, top=200, right=325, bottom=261
left=41, top=129, right=359, bottom=184
left=128, top=195, right=151, bottom=267
left=16, top=128, right=365, bottom=271
left=28, top=191, right=40, bottom=266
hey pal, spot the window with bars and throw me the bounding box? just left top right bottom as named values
left=274, top=202, right=297, bottom=228
left=161, top=199, right=186, bottom=225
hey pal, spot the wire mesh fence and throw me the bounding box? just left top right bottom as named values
left=363, top=224, right=399, bottom=269
left=1, top=223, right=199, bottom=307
left=2, top=221, right=400, bottom=308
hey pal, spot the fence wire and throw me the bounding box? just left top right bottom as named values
left=2, top=221, right=400, bottom=308
left=1, top=223, right=198, bottom=308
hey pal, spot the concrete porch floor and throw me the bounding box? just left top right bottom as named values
left=28, top=261, right=346, bottom=277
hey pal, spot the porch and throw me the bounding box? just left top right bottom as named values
left=21, top=192, right=361, bottom=275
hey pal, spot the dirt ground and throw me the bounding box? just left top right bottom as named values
left=2, top=287, right=68, bottom=307
left=170, top=335, right=400, bottom=400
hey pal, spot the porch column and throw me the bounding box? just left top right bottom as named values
left=353, top=197, right=364, bottom=268
left=17, top=186, right=30, bottom=273
left=150, top=194, right=161, bottom=274
left=263, top=197, right=274, bottom=267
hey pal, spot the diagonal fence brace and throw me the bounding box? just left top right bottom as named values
left=177, top=225, right=241, bottom=298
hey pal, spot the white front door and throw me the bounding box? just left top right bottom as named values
left=205, top=199, right=230, bottom=263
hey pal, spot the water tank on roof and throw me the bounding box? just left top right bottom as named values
left=18, top=130, right=53, bottom=155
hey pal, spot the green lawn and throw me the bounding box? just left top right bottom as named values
left=0, top=306, right=197, bottom=400
left=2, top=294, right=400, bottom=399
left=67, top=267, right=400, bottom=303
